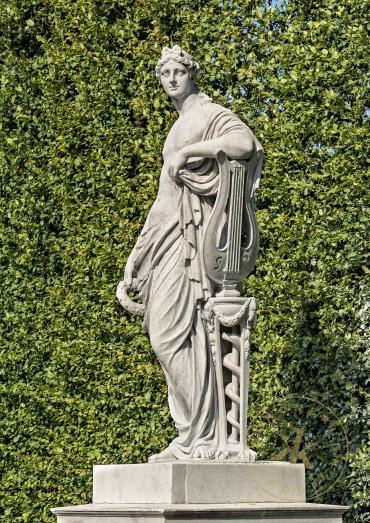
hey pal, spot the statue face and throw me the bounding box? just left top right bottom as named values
left=160, top=59, right=193, bottom=100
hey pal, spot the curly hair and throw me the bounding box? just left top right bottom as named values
left=155, top=46, right=200, bottom=81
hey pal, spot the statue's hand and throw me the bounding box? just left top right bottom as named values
left=168, top=150, right=188, bottom=181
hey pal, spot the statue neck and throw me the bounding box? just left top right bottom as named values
left=172, top=90, right=200, bottom=116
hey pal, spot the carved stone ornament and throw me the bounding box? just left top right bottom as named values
left=117, top=45, right=263, bottom=462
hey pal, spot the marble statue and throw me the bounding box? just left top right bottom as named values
left=117, top=46, right=263, bottom=463
left=51, top=47, right=347, bottom=523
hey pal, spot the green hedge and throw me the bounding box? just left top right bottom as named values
left=0, top=0, right=368, bottom=521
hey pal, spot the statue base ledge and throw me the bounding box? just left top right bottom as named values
left=51, top=502, right=347, bottom=523
left=92, top=462, right=305, bottom=504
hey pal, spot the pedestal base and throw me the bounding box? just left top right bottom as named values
left=52, top=502, right=347, bottom=523
left=93, top=462, right=305, bottom=504
left=51, top=462, right=347, bottom=523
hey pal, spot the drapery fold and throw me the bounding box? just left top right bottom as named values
left=128, top=102, right=263, bottom=458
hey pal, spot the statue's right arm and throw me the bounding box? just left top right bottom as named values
left=181, top=131, right=253, bottom=163
left=121, top=202, right=157, bottom=289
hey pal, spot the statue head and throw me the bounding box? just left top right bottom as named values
left=156, top=46, right=200, bottom=100
left=155, top=46, right=200, bottom=81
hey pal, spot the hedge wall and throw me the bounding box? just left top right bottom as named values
left=0, top=0, right=368, bottom=521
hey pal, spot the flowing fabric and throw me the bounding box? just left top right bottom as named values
left=129, top=102, right=262, bottom=459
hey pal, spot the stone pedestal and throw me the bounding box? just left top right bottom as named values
left=93, top=462, right=305, bottom=504
left=51, top=462, right=347, bottom=522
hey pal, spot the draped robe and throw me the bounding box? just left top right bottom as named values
left=128, top=98, right=262, bottom=459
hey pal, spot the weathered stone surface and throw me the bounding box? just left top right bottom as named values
left=92, top=462, right=305, bottom=504
left=51, top=502, right=347, bottom=523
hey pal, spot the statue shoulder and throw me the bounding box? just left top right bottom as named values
left=198, top=100, right=241, bottom=123
left=199, top=101, right=247, bottom=133
left=196, top=93, right=231, bottom=116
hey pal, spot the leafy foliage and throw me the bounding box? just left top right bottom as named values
left=0, top=0, right=368, bottom=521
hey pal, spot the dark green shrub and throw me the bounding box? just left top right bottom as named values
left=0, top=0, right=368, bottom=521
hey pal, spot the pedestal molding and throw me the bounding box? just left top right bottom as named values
left=51, top=502, right=348, bottom=519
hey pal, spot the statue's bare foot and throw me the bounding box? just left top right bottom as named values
left=215, top=449, right=229, bottom=461
left=193, top=446, right=216, bottom=459
left=148, top=446, right=177, bottom=462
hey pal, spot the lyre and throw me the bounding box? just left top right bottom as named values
left=203, top=151, right=259, bottom=295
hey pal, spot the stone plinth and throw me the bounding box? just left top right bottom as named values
left=52, top=502, right=347, bottom=523
left=93, top=462, right=305, bottom=504
left=51, top=462, right=347, bottom=523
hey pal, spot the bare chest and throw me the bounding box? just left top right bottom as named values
left=162, top=109, right=208, bottom=159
